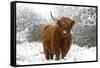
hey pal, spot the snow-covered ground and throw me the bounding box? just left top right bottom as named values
left=16, top=42, right=96, bottom=65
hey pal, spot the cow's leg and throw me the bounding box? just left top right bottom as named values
left=42, top=41, right=50, bottom=60
left=55, top=49, right=60, bottom=60
left=50, top=53, right=54, bottom=59
left=61, top=40, right=72, bottom=59
left=61, top=48, right=69, bottom=59
left=61, top=44, right=71, bottom=59
left=44, top=49, right=50, bottom=60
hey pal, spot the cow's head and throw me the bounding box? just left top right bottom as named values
left=50, top=12, right=75, bottom=34
left=56, top=17, right=75, bottom=31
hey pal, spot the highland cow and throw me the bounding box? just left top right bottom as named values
left=42, top=16, right=75, bottom=60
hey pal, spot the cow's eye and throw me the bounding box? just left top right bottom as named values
left=65, top=24, right=68, bottom=27
left=64, top=23, right=67, bottom=27
left=62, top=22, right=66, bottom=25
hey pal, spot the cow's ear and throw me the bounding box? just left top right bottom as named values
left=71, top=20, right=75, bottom=28
left=56, top=20, right=61, bottom=26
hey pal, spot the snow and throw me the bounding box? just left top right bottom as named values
left=16, top=42, right=96, bottom=65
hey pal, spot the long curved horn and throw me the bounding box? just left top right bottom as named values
left=50, top=11, right=56, bottom=20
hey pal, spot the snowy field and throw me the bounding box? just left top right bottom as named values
left=16, top=42, right=96, bottom=65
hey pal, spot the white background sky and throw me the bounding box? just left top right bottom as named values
left=17, top=3, right=54, bottom=19
left=0, top=0, right=100, bottom=68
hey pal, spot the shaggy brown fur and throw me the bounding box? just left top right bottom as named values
left=42, top=17, right=75, bottom=60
